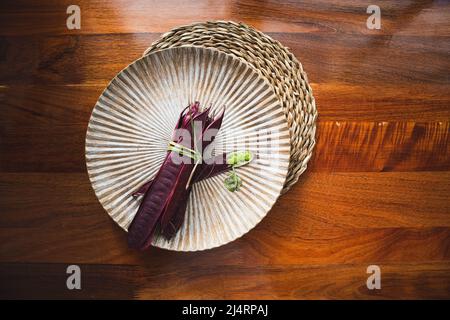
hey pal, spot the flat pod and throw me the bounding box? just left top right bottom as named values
left=86, top=46, right=290, bottom=251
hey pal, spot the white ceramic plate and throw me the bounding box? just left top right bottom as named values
left=86, top=46, right=290, bottom=251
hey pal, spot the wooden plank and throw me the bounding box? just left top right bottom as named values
left=1, top=32, right=449, bottom=85
left=2, top=118, right=448, bottom=172
left=0, top=34, right=158, bottom=85
left=1, top=262, right=449, bottom=299
left=1, top=83, right=448, bottom=173
left=309, top=121, right=450, bottom=172
left=3, top=84, right=450, bottom=124
left=312, top=83, right=450, bottom=122
left=0, top=0, right=448, bottom=36
left=0, top=172, right=449, bottom=265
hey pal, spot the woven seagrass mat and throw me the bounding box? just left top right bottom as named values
left=144, top=21, right=317, bottom=193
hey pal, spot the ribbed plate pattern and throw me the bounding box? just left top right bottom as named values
left=86, top=47, right=290, bottom=251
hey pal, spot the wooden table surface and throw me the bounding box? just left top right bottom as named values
left=1, top=0, right=449, bottom=299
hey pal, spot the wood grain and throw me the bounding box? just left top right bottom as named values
left=0, top=0, right=449, bottom=299
left=1, top=32, right=449, bottom=85
left=310, top=121, right=450, bottom=172
left=1, top=0, right=449, bottom=36
left=3, top=84, right=450, bottom=123
left=2, top=119, right=448, bottom=172
left=0, top=172, right=449, bottom=266
left=1, top=262, right=449, bottom=299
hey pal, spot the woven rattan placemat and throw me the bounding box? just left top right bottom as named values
left=144, top=21, right=317, bottom=193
